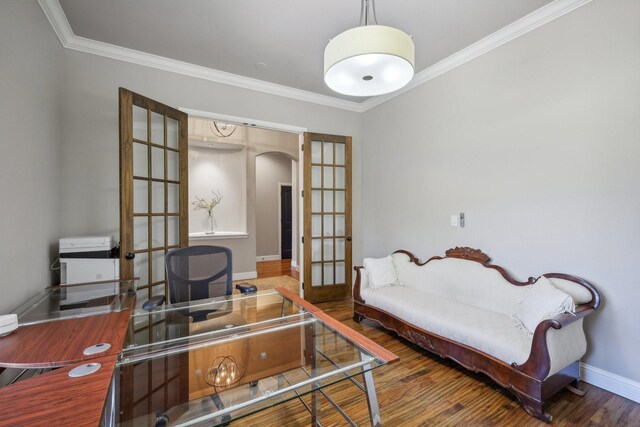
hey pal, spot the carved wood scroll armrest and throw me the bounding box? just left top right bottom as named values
left=353, top=266, right=364, bottom=303
left=513, top=305, right=596, bottom=379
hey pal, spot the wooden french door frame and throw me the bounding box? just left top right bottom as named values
left=119, top=88, right=189, bottom=301
left=119, top=88, right=189, bottom=420
left=303, top=132, right=352, bottom=303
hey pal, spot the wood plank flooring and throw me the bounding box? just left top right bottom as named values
left=242, top=297, right=640, bottom=426
left=257, top=259, right=299, bottom=280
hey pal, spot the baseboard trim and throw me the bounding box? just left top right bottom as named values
left=581, top=362, right=640, bottom=403
left=256, top=255, right=281, bottom=262
left=233, top=271, right=258, bottom=281
left=291, top=260, right=297, bottom=268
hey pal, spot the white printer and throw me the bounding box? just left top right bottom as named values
left=59, top=236, right=120, bottom=285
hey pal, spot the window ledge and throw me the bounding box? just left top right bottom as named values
left=189, top=231, right=249, bottom=240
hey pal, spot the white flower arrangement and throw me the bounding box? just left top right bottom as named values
left=192, top=190, right=223, bottom=216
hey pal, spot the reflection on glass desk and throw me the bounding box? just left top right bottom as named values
left=107, top=289, right=396, bottom=426
left=14, top=280, right=137, bottom=326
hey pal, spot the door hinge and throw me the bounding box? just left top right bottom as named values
left=301, top=236, right=304, bottom=244
left=301, top=143, right=304, bottom=151
left=302, top=282, right=305, bottom=289
left=301, top=190, right=304, bottom=197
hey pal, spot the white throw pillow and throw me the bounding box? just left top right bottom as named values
left=513, top=276, right=576, bottom=336
left=363, top=256, right=401, bottom=289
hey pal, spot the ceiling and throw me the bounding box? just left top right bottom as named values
left=56, top=0, right=555, bottom=104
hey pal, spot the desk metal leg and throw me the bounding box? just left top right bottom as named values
left=361, top=358, right=382, bottom=427
left=306, top=321, right=321, bottom=426
left=102, top=372, right=117, bottom=427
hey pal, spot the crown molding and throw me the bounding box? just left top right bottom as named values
left=359, top=0, right=593, bottom=111
left=37, top=0, right=366, bottom=113
left=39, top=0, right=591, bottom=115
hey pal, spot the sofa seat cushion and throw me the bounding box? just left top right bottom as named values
left=361, top=286, right=532, bottom=366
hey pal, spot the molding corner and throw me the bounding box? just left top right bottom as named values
left=37, top=0, right=74, bottom=45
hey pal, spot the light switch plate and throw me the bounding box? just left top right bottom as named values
left=451, top=213, right=465, bottom=227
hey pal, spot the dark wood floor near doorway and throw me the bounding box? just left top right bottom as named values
left=243, top=297, right=640, bottom=426
left=257, top=259, right=299, bottom=280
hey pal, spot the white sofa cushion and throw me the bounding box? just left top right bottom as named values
left=363, top=256, right=401, bottom=289
left=514, top=276, right=576, bottom=336
left=391, top=253, right=528, bottom=316
left=361, top=286, right=532, bottom=366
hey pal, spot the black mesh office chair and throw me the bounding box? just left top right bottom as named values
left=163, top=245, right=233, bottom=321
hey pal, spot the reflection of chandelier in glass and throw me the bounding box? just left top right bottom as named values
left=205, top=356, right=242, bottom=391
left=209, top=121, right=238, bottom=138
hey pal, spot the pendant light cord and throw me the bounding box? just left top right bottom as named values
left=359, top=0, right=378, bottom=26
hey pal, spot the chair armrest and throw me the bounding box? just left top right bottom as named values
left=142, top=295, right=166, bottom=310
left=235, top=283, right=258, bottom=294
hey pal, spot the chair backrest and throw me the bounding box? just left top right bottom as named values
left=165, top=245, right=233, bottom=305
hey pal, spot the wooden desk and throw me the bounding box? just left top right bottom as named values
left=0, top=310, right=130, bottom=369
left=0, top=355, right=116, bottom=427
left=0, top=280, right=136, bottom=426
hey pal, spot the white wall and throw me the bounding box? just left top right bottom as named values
left=0, top=0, right=63, bottom=312
left=256, top=152, right=293, bottom=258
left=189, top=146, right=246, bottom=233
left=361, top=0, right=640, bottom=383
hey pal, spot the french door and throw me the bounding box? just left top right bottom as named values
left=119, top=88, right=189, bottom=306
left=119, top=88, right=189, bottom=419
left=303, top=133, right=352, bottom=303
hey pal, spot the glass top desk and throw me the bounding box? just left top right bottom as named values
left=0, top=280, right=136, bottom=369
left=106, top=288, right=398, bottom=426
left=14, top=280, right=136, bottom=326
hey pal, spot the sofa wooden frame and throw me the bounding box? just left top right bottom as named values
left=353, top=247, right=601, bottom=423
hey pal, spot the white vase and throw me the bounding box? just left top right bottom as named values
left=205, top=213, right=217, bottom=234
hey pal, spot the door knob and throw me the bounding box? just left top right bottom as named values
left=346, top=236, right=352, bottom=241
left=125, top=252, right=136, bottom=260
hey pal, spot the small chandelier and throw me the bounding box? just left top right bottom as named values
left=205, top=356, right=242, bottom=391
left=209, top=121, right=238, bottom=138
left=324, top=0, right=415, bottom=97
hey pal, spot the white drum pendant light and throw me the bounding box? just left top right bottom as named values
left=324, top=0, right=414, bottom=97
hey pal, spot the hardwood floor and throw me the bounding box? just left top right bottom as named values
left=243, top=297, right=640, bottom=426
left=257, top=259, right=299, bottom=280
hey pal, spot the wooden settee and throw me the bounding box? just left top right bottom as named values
left=353, top=247, right=600, bottom=422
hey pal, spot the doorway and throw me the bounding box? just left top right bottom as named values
left=180, top=109, right=352, bottom=303
left=255, top=152, right=296, bottom=268
left=280, top=184, right=292, bottom=259
left=185, top=112, right=300, bottom=282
